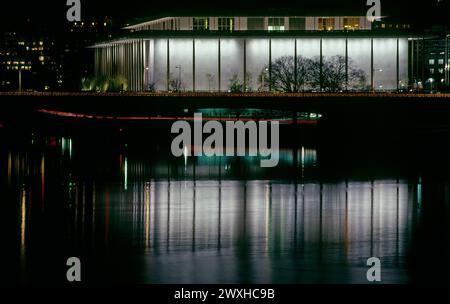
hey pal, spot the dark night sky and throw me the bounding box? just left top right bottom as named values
left=0, top=0, right=449, bottom=30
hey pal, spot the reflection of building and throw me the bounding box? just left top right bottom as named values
left=93, top=15, right=418, bottom=92
left=123, top=178, right=414, bottom=283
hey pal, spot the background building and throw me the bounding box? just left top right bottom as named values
left=0, top=31, right=55, bottom=91
left=0, top=17, right=116, bottom=92
left=423, top=27, right=450, bottom=91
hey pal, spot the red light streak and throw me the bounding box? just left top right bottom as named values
left=37, top=109, right=318, bottom=125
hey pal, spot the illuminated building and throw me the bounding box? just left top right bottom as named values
left=92, top=15, right=421, bottom=92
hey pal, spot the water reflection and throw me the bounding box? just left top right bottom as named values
left=20, top=186, right=27, bottom=277
left=0, top=132, right=447, bottom=284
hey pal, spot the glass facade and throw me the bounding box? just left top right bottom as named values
left=95, top=37, right=409, bottom=92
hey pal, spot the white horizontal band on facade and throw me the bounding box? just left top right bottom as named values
left=123, top=16, right=372, bottom=32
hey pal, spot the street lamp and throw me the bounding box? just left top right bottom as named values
left=175, top=65, right=182, bottom=91
left=428, top=78, right=435, bottom=93
left=18, top=68, right=22, bottom=92
left=206, top=73, right=215, bottom=92
left=371, top=68, right=383, bottom=92
left=446, top=64, right=449, bottom=88
left=261, top=68, right=268, bottom=92
left=17, top=66, right=27, bottom=92
left=445, top=33, right=449, bottom=88
left=144, top=66, right=150, bottom=91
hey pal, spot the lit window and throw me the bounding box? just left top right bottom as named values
left=429, top=59, right=435, bottom=65
left=268, top=17, right=285, bottom=31
left=430, top=68, right=435, bottom=74
left=193, top=18, right=209, bottom=31
left=318, top=18, right=335, bottom=31
left=438, top=68, right=444, bottom=74
left=218, top=18, right=234, bottom=32
left=343, top=18, right=360, bottom=30
left=438, top=59, right=444, bottom=65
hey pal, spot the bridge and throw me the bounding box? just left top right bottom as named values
left=1, top=92, right=450, bottom=130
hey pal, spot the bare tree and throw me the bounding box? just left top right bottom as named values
left=267, top=55, right=368, bottom=92
left=322, top=55, right=347, bottom=92
left=309, top=55, right=367, bottom=92
left=260, top=56, right=314, bottom=92
left=348, top=63, right=368, bottom=91
left=206, top=73, right=215, bottom=91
